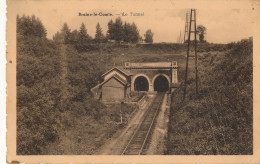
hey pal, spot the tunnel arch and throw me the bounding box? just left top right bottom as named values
left=132, top=74, right=151, bottom=91
left=152, top=74, right=170, bottom=92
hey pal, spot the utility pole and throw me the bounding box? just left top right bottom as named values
left=184, top=13, right=189, bottom=43
left=194, top=10, right=198, bottom=96
left=183, top=9, right=198, bottom=100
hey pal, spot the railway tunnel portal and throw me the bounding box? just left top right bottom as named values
left=125, top=61, right=178, bottom=93
left=91, top=61, right=179, bottom=102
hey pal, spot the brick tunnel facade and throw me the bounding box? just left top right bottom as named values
left=124, top=62, right=178, bottom=92
left=91, top=61, right=179, bottom=102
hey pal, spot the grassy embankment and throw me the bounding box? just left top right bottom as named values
left=166, top=38, right=253, bottom=155
left=17, top=35, right=141, bottom=155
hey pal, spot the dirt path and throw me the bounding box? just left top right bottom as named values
left=95, top=94, right=155, bottom=155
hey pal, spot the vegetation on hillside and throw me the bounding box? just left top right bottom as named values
left=17, top=15, right=136, bottom=155
left=196, top=25, right=207, bottom=43
left=107, top=17, right=140, bottom=43
left=52, top=17, right=152, bottom=52
left=144, top=29, right=154, bottom=43
left=166, top=38, right=253, bottom=155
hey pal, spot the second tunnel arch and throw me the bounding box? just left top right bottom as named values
left=152, top=74, right=171, bottom=92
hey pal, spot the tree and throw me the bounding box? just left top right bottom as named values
left=129, top=23, right=140, bottom=43
left=113, top=17, right=124, bottom=42
left=76, top=23, right=92, bottom=51
left=95, top=23, right=105, bottom=43
left=123, top=22, right=140, bottom=43
left=144, top=29, right=154, bottom=43
left=196, top=25, right=207, bottom=42
left=53, top=24, right=81, bottom=45
left=107, top=18, right=141, bottom=43
left=61, top=23, right=71, bottom=44
left=70, top=30, right=79, bottom=45
left=107, top=17, right=124, bottom=42
left=79, top=23, right=91, bottom=42
left=107, top=19, right=115, bottom=40
left=123, top=22, right=131, bottom=43
left=17, top=14, right=47, bottom=38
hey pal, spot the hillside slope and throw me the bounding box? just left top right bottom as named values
left=166, top=38, right=253, bottom=155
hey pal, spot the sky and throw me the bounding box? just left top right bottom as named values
left=12, top=0, right=256, bottom=43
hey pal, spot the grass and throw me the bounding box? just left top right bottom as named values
left=166, top=38, right=253, bottom=155
left=42, top=101, right=136, bottom=154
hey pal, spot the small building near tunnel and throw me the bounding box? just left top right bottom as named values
left=101, top=74, right=128, bottom=102
left=91, top=67, right=131, bottom=102
left=91, top=62, right=178, bottom=102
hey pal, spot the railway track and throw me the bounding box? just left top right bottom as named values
left=121, top=93, right=165, bottom=155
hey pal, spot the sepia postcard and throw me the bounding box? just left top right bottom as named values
left=6, top=0, right=260, bottom=163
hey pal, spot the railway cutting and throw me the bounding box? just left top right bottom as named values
left=121, top=93, right=165, bottom=155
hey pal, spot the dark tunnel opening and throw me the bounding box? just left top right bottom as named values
left=134, top=76, right=149, bottom=91
left=154, top=75, right=169, bottom=92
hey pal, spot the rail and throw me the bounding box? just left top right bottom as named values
left=121, top=93, right=165, bottom=155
